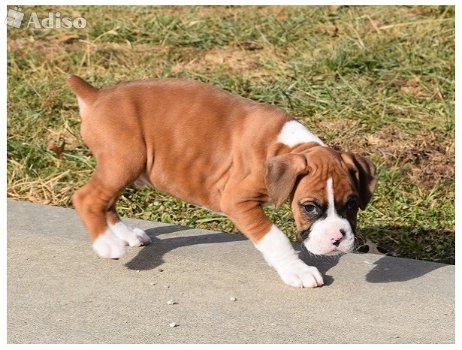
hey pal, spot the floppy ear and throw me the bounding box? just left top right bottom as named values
left=341, top=152, right=377, bottom=210
left=265, top=154, right=308, bottom=208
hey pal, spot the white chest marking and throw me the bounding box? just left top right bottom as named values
left=277, top=120, right=325, bottom=147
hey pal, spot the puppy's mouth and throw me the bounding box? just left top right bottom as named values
left=325, top=246, right=352, bottom=255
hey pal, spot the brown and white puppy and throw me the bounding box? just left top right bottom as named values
left=68, top=76, right=376, bottom=288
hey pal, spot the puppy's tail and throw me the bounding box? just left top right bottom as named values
left=67, top=75, right=99, bottom=110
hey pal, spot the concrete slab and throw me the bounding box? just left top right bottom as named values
left=7, top=200, right=455, bottom=344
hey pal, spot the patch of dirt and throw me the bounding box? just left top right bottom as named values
left=382, top=75, right=445, bottom=101
left=320, top=121, right=454, bottom=189
left=170, top=46, right=269, bottom=78
left=8, top=37, right=82, bottom=57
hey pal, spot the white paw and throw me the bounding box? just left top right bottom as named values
left=255, top=225, right=324, bottom=288
left=93, top=230, right=126, bottom=259
left=109, top=221, right=152, bottom=247
left=277, top=261, right=324, bottom=288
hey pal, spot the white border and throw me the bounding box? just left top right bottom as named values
left=454, top=3, right=460, bottom=348
left=1, top=3, right=7, bottom=348
left=3, top=0, right=460, bottom=5
left=3, top=1, right=458, bottom=349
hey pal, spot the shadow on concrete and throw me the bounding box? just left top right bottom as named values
left=299, top=250, right=447, bottom=285
left=125, top=225, right=246, bottom=271
left=125, top=225, right=448, bottom=284
left=125, top=224, right=345, bottom=286
left=299, top=250, right=342, bottom=286
left=364, top=255, right=447, bottom=283
left=125, top=225, right=344, bottom=283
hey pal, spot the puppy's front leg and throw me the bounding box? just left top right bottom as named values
left=223, top=201, right=324, bottom=288
left=256, top=225, right=324, bottom=288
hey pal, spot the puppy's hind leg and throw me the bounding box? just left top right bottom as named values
left=73, top=154, right=147, bottom=258
left=73, top=175, right=126, bottom=259
left=106, top=201, right=152, bottom=248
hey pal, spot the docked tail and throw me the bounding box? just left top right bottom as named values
left=67, top=75, right=99, bottom=113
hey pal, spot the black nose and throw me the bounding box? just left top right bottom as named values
left=333, top=239, right=341, bottom=247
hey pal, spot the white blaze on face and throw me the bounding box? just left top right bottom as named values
left=303, top=177, right=355, bottom=255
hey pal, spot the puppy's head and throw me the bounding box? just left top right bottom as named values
left=265, top=145, right=376, bottom=255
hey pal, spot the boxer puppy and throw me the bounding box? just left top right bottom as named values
left=68, top=76, right=376, bottom=288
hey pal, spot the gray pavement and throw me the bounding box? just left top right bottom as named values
left=7, top=199, right=455, bottom=344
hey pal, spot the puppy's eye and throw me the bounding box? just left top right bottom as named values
left=302, top=203, right=321, bottom=216
left=346, top=199, right=358, bottom=212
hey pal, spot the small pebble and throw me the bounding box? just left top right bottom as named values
left=159, top=268, right=164, bottom=272
left=150, top=282, right=156, bottom=286
left=167, top=300, right=177, bottom=305
left=136, top=270, right=140, bottom=273
left=169, top=322, right=178, bottom=328
left=164, top=285, right=170, bottom=289
left=230, top=297, right=237, bottom=302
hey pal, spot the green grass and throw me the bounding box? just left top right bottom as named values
left=7, top=5, right=455, bottom=264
